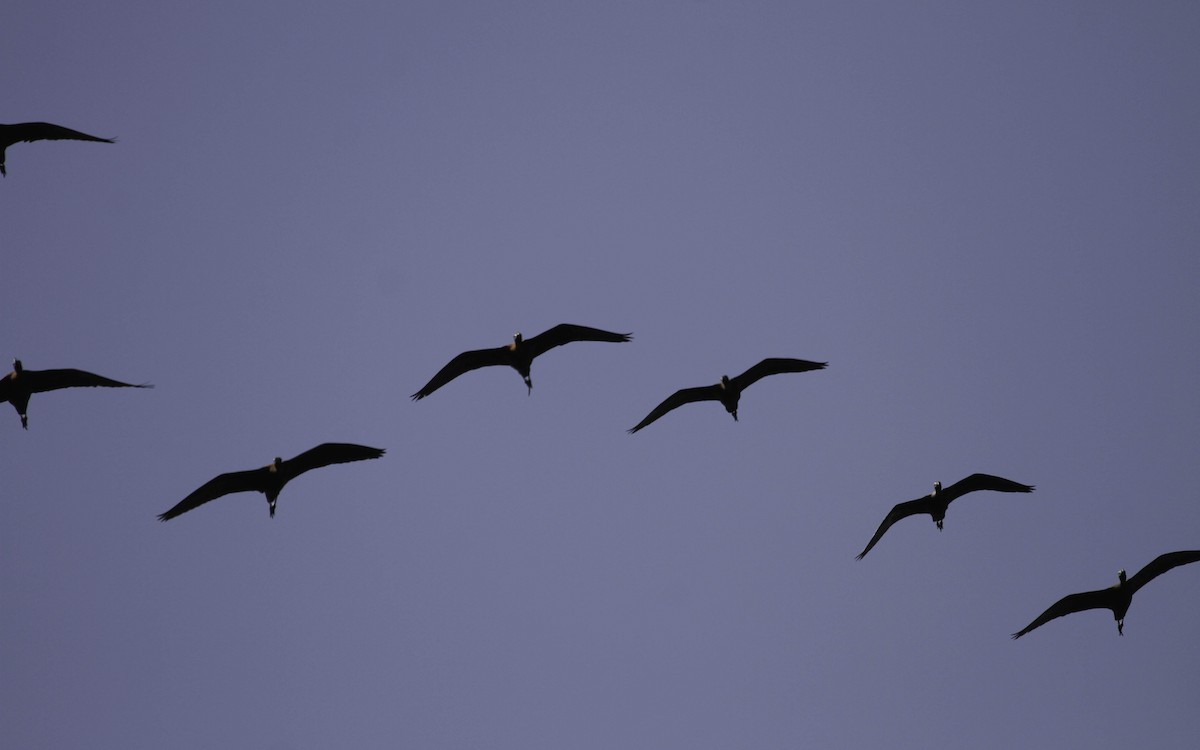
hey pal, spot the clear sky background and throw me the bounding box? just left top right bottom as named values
left=3, top=2, right=1199, bottom=748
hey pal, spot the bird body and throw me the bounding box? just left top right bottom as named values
left=855, top=473, right=1035, bottom=559
left=1012, top=550, right=1200, bottom=638
left=0, top=122, right=114, bottom=176
left=157, top=443, right=385, bottom=521
left=627, top=358, right=826, bottom=433
left=411, top=324, right=632, bottom=400
left=716, top=375, right=738, bottom=418
left=0, top=359, right=152, bottom=429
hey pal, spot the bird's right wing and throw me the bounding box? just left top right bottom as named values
left=411, top=346, right=511, bottom=400
left=1010, top=589, right=1111, bottom=639
left=855, top=498, right=929, bottom=559
left=157, top=468, right=265, bottom=521
left=27, top=368, right=152, bottom=394
left=627, top=385, right=722, bottom=433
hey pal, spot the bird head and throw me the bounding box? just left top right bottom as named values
left=719, top=375, right=731, bottom=389
left=270, top=457, right=283, bottom=472
left=513, top=332, right=523, bottom=344
left=932, top=481, right=942, bottom=495
left=1118, top=569, right=1127, bottom=585
left=12, top=359, right=23, bottom=373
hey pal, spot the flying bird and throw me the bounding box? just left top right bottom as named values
left=0, top=359, right=152, bottom=429
left=157, top=443, right=386, bottom=521
left=855, top=473, right=1035, bottom=559
left=626, top=357, right=826, bottom=433
left=411, top=323, right=632, bottom=400
left=1, top=122, right=115, bottom=176
left=1012, top=550, right=1200, bottom=638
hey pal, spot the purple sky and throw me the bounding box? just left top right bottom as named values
left=4, top=2, right=1200, bottom=748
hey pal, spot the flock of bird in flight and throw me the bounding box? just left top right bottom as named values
left=5, top=120, right=1197, bottom=642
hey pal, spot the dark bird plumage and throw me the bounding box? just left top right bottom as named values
left=855, top=473, right=1035, bottom=559
left=1012, top=550, right=1200, bottom=638
left=0, top=122, right=115, bottom=176
left=627, top=357, right=826, bottom=433
left=157, top=443, right=386, bottom=521
left=411, top=323, right=632, bottom=400
left=0, top=359, right=152, bottom=429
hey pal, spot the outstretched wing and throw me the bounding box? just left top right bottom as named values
left=411, top=346, right=511, bottom=400
left=855, top=498, right=932, bottom=559
left=1010, top=589, right=1112, bottom=639
left=26, top=368, right=153, bottom=394
left=522, top=324, right=632, bottom=359
left=940, top=473, right=1035, bottom=504
left=280, top=443, right=386, bottom=481
left=157, top=468, right=268, bottom=521
left=627, top=385, right=723, bottom=434
left=1126, top=550, right=1200, bottom=596
left=4, top=122, right=115, bottom=146
left=729, top=358, right=826, bottom=391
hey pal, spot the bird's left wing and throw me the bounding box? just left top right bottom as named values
left=27, top=368, right=152, bottom=394
left=523, top=324, right=632, bottom=359
left=729, top=358, right=826, bottom=391
left=281, top=443, right=386, bottom=481
left=940, top=473, right=1034, bottom=503
left=1126, top=550, right=1200, bottom=596
left=9, top=122, right=115, bottom=145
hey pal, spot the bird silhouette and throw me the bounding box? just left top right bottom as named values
left=1, top=122, right=115, bottom=176
left=157, top=443, right=386, bottom=521
left=855, top=473, right=1035, bottom=559
left=0, top=359, right=152, bottom=429
left=1012, top=550, right=1200, bottom=638
left=411, top=323, right=632, bottom=400
left=627, top=357, right=826, bottom=433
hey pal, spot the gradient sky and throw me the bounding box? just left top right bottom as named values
left=4, top=2, right=1200, bottom=748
